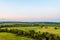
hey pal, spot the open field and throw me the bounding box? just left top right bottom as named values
left=1, top=27, right=60, bottom=36
left=0, top=22, right=60, bottom=40
left=0, top=32, right=34, bottom=40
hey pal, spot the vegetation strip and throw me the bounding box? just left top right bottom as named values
left=0, top=28, right=60, bottom=40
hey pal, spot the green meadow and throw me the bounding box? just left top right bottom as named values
left=2, top=27, right=60, bottom=36
left=0, top=32, right=34, bottom=40
left=0, top=22, right=60, bottom=40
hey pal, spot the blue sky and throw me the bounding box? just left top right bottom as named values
left=0, top=0, right=60, bottom=22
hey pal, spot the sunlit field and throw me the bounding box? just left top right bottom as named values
left=1, top=27, right=60, bottom=36
left=0, top=32, right=34, bottom=40
left=0, top=22, right=60, bottom=40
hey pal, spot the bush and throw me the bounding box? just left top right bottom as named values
left=54, top=27, right=58, bottom=29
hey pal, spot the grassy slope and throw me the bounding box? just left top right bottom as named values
left=2, top=27, right=60, bottom=36
left=0, top=32, right=34, bottom=40
left=2, top=27, right=39, bottom=31
left=38, top=27, right=60, bottom=36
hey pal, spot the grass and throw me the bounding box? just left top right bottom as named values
left=38, top=27, right=60, bottom=36
left=1, top=26, right=60, bottom=40
left=1, top=27, right=60, bottom=36
left=1, top=27, right=39, bottom=31
left=0, top=22, right=60, bottom=40
left=0, top=32, right=34, bottom=40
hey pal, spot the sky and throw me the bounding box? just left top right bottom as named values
left=0, top=0, right=60, bottom=22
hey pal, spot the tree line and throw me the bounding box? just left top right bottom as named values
left=0, top=24, right=41, bottom=28
left=0, top=28, right=60, bottom=40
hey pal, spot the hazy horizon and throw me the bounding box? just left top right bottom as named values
left=0, top=0, right=60, bottom=22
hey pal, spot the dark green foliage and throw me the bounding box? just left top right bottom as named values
left=0, top=22, right=60, bottom=40
left=54, top=27, right=58, bottom=29
left=0, top=22, right=60, bottom=28
left=0, top=29, right=60, bottom=40
left=32, top=24, right=39, bottom=26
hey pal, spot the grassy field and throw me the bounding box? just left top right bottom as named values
left=1, top=27, right=60, bottom=36
left=0, top=22, right=60, bottom=40
left=1, top=27, right=39, bottom=31
left=0, top=32, right=34, bottom=40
